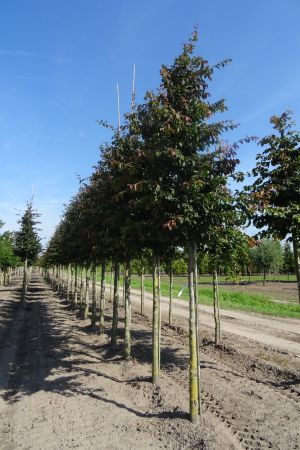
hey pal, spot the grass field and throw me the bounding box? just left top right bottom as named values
left=102, top=272, right=300, bottom=319
left=168, top=273, right=297, bottom=284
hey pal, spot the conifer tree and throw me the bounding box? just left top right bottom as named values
left=15, top=201, right=41, bottom=301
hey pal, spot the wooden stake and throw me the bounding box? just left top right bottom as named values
left=117, top=82, right=121, bottom=131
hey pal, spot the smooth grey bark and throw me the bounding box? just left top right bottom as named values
left=124, top=260, right=131, bottom=359
left=99, top=261, right=106, bottom=334
left=79, top=267, right=84, bottom=311
left=168, top=262, right=173, bottom=325
left=193, top=246, right=201, bottom=417
left=110, top=270, right=113, bottom=301
left=22, top=258, right=28, bottom=303
left=67, top=263, right=71, bottom=301
left=73, top=264, right=78, bottom=306
left=91, top=262, right=97, bottom=325
left=152, top=253, right=161, bottom=385
left=83, top=267, right=90, bottom=320
left=111, top=263, right=120, bottom=346
left=140, top=263, right=145, bottom=314
left=188, top=241, right=200, bottom=425
left=213, top=268, right=221, bottom=345
left=292, top=230, right=300, bottom=304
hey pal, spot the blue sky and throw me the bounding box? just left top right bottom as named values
left=0, top=0, right=299, bottom=244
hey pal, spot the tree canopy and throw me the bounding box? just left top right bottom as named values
left=15, top=201, right=42, bottom=264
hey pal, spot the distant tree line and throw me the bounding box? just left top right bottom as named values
left=148, top=238, right=295, bottom=281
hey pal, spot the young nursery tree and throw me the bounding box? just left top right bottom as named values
left=249, top=239, right=283, bottom=285
left=14, top=201, right=42, bottom=301
left=246, top=111, right=300, bottom=301
left=136, top=30, right=238, bottom=423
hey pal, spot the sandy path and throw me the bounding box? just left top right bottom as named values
left=0, top=272, right=299, bottom=450
left=0, top=273, right=220, bottom=450
left=128, top=288, right=300, bottom=357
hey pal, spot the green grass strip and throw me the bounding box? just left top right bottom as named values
left=107, top=273, right=300, bottom=319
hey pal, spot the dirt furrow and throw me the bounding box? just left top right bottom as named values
left=128, top=309, right=300, bottom=450
left=128, top=287, right=300, bottom=357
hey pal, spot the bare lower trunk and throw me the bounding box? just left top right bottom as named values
left=67, top=263, right=71, bottom=302
left=22, top=258, right=28, bottom=303
left=168, top=262, right=173, bottom=325
left=213, top=268, right=221, bottom=345
left=99, top=261, right=106, bottom=335
left=188, top=241, right=199, bottom=425
left=110, top=270, right=113, bottom=301
left=70, top=264, right=74, bottom=303
left=79, top=267, right=84, bottom=311
left=194, top=247, right=201, bottom=417
left=83, top=267, right=90, bottom=320
left=141, top=263, right=145, bottom=315
left=91, top=262, right=97, bottom=326
left=124, top=260, right=131, bottom=359
left=73, top=265, right=78, bottom=306
left=122, top=269, right=125, bottom=307
left=152, top=253, right=161, bottom=385
left=60, top=265, right=64, bottom=294
left=292, top=230, right=300, bottom=304
left=111, top=263, right=120, bottom=346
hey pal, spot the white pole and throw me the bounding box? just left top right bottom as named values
left=131, top=63, right=136, bottom=111
left=117, top=82, right=121, bottom=131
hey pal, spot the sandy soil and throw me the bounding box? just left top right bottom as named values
left=129, top=288, right=300, bottom=357
left=0, top=272, right=299, bottom=450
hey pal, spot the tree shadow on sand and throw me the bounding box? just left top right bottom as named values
left=0, top=275, right=190, bottom=422
left=0, top=280, right=23, bottom=347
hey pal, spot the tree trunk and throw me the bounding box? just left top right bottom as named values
left=91, top=262, right=97, bottom=326
left=60, top=265, right=64, bottom=294
left=122, top=269, right=125, bottom=306
left=124, top=260, right=131, bottom=359
left=111, top=263, right=120, bottom=345
left=70, top=264, right=74, bottom=303
left=263, top=270, right=266, bottom=286
left=22, top=258, right=28, bottom=303
left=152, top=253, right=161, bottom=385
left=168, top=262, right=173, bottom=325
left=110, top=269, right=113, bottom=301
left=83, top=268, right=90, bottom=320
left=213, top=268, right=221, bottom=345
left=99, top=261, right=106, bottom=334
left=141, top=263, right=145, bottom=314
left=60, top=265, right=63, bottom=294
left=79, top=267, right=84, bottom=311
left=194, top=247, right=201, bottom=417
left=54, top=265, right=58, bottom=290
left=74, top=265, right=78, bottom=306
left=67, top=263, right=71, bottom=302
left=188, top=241, right=199, bottom=425
left=59, top=265, right=64, bottom=295
left=292, top=230, right=300, bottom=304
